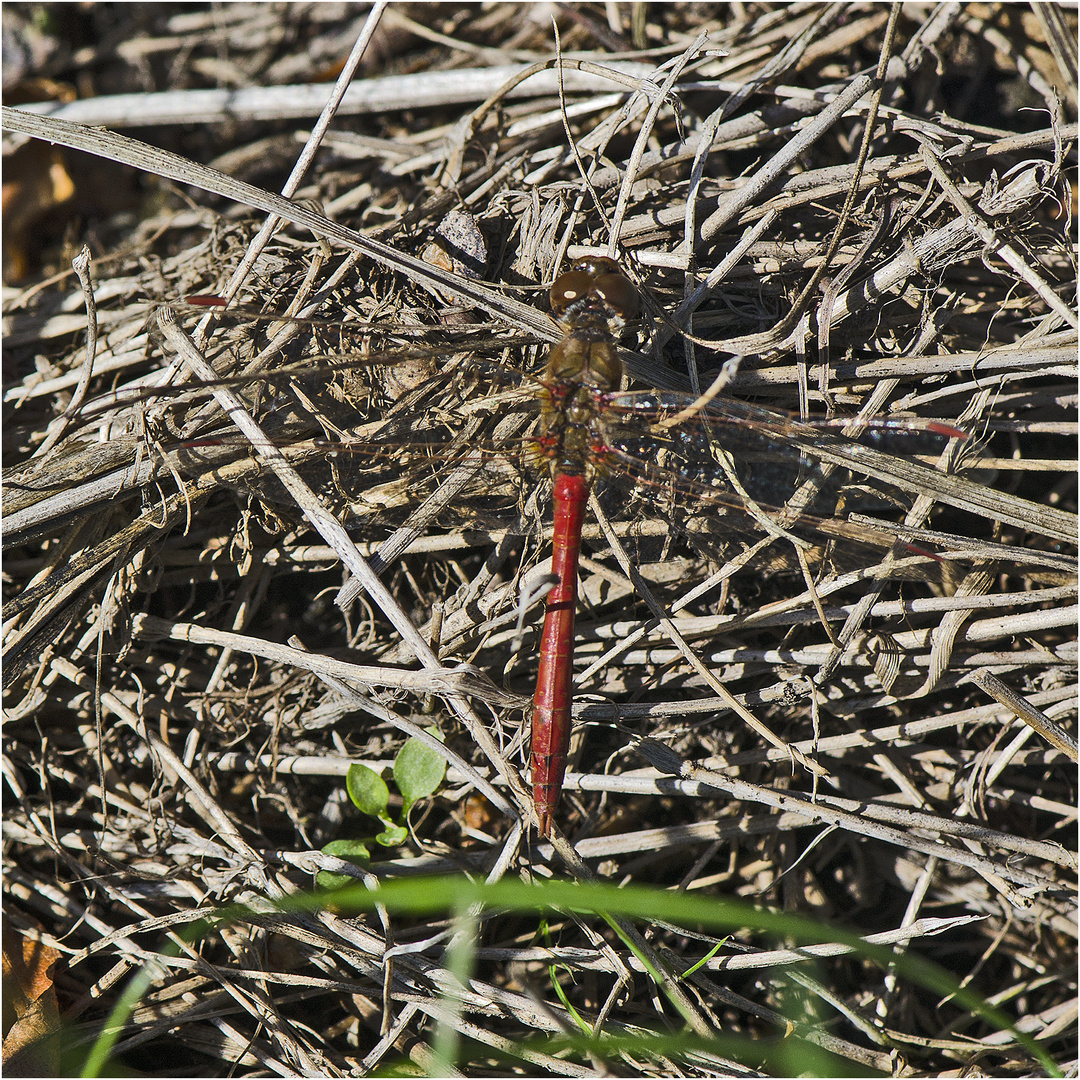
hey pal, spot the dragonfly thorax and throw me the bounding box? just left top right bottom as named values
left=535, top=378, right=613, bottom=480
left=543, top=329, right=622, bottom=389
left=537, top=327, right=622, bottom=482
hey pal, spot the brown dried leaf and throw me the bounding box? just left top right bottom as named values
left=2, top=925, right=62, bottom=1076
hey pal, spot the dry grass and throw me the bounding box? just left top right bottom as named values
left=2, top=3, right=1076, bottom=1076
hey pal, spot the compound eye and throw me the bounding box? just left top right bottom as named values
left=591, top=272, right=639, bottom=321
left=549, top=270, right=593, bottom=316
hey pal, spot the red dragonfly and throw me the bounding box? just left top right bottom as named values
left=17, top=252, right=1047, bottom=838
left=170, top=256, right=974, bottom=838
left=514, top=256, right=986, bottom=836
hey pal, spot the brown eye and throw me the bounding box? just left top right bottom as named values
left=591, top=273, right=639, bottom=321
left=549, top=270, right=592, bottom=316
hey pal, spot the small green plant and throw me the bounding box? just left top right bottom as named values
left=317, top=732, right=447, bottom=888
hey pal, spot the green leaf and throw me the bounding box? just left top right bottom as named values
left=680, top=936, right=729, bottom=979
left=321, top=838, right=372, bottom=863
left=376, top=823, right=409, bottom=847
left=550, top=964, right=590, bottom=1034
left=394, top=732, right=447, bottom=812
left=315, top=839, right=370, bottom=890
left=346, top=762, right=389, bottom=816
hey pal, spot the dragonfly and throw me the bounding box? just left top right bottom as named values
left=13, top=250, right=1034, bottom=838
left=165, top=255, right=986, bottom=838
left=509, top=257, right=973, bottom=836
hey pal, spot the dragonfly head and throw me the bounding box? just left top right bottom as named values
left=550, top=256, right=640, bottom=335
